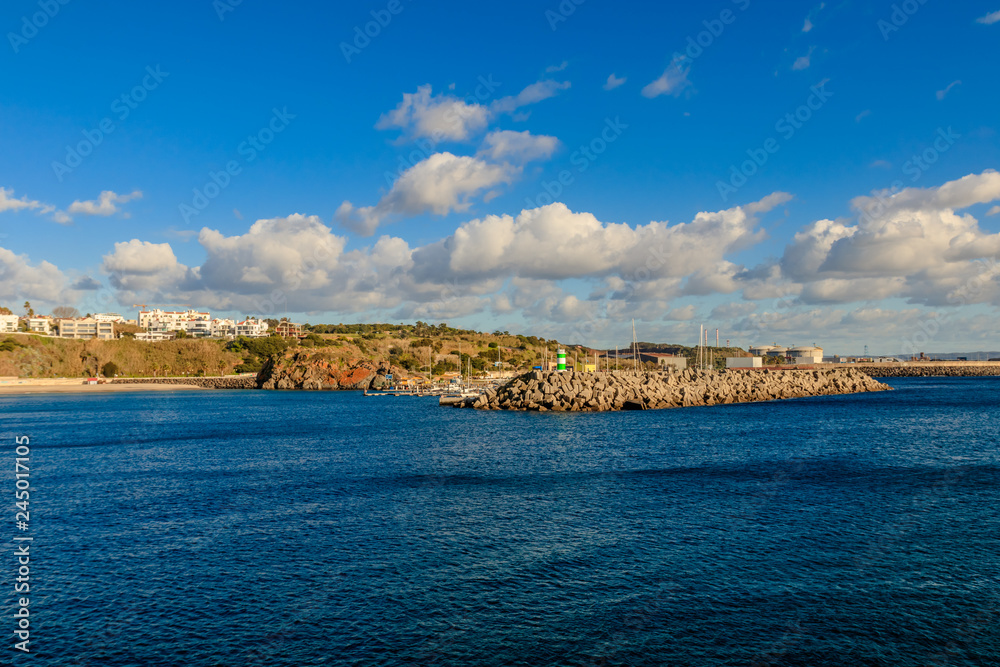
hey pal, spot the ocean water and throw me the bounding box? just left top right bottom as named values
left=2, top=377, right=999, bottom=666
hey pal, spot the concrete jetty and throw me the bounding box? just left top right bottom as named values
left=449, top=368, right=891, bottom=412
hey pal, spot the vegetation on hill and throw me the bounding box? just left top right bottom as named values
left=0, top=322, right=750, bottom=378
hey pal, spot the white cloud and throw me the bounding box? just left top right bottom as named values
left=802, top=3, right=825, bottom=32
left=376, top=84, right=491, bottom=142
left=336, top=152, right=520, bottom=235
left=641, top=57, right=691, bottom=98
left=545, top=61, right=569, bottom=73
left=102, top=239, right=188, bottom=292
left=976, top=9, right=1000, bottom=24
left=377, top=79, right=570, bottom=143
left=987, top=205, right=1000, bottom=216
left=490, top=79, right=571, bottom=115
left=420, top=193, right=788, bottom=284
left=0, top=246, right=70, bottom=304
left=792, top=46, right=816, bottom=71
left=936, top=80, right=961, bottom=101
left=478, top=130, right=560, bottom=163
left=603, top=73, right=627, bottom=91
left=777, top=170, right=1000, bottom=306
left=855, top=109, right=871, bottom=123
left=67, top=190, right=142, bottom=217
left=870, top=160, right=892, bottom=169
left=0, top=187, right=48, bottom=214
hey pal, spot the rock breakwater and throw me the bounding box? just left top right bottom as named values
left=855, top=364, right=1000, bottom=377
left=112, top=376, right=257, bottom=389
left=455, top=368, right=890, bottom=412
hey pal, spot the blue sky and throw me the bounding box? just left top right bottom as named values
left=2, top=0, right=1000, bottom=354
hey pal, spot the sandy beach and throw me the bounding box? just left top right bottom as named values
left=0, top=379, right=207, bottom=395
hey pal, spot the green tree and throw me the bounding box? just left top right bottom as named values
left=23, top=301, right=33, bottom=317
left=101, top=361, right=119, bottom=378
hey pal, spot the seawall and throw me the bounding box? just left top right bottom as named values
left=454, top=368, right=891, bottom=412
left=112, top=376, right=258, bottom=389
left=854, top=364, right=1000, bottom=377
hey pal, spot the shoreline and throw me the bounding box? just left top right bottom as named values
left=0, top=382, right=208, bottom=395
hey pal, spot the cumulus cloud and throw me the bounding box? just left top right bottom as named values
left=377, top=79, right=570, bottom=143
left=0, top=246, right=72, bottom=304
left=336, top=152, right=520, bottom=235
left=776, top=170, right=1000, bottom=306
left=603, top=73, right=626, bottom=90
left=477, top=130, right=560, bottom=163
left=0, top=187, right=49, bottom=214
left=413, top=194, right=787, bottom=287
left=545, top=61, right=569, bottom=73
left=641, top=57, right=691, bottom=98
left=102, top=239, right=189, bottom=292
left=376, top=84, right=491, bottom=142
left=67, top=190, right=142, bottom=217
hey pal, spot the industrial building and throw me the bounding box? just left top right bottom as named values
left=748, top=344, right=824, bottom=365
left=726, top=357, right=762, bottom=368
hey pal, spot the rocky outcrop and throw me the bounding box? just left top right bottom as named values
left=855, top=365, right=1000, bottom=377
left=112, top=376, right=257, bottom=389
left=453, top=368, right=890, bottom=411
left=256, top=350, right=404, bottom=390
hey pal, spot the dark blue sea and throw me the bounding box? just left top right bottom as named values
left=2, top=377, right=999, bottom=666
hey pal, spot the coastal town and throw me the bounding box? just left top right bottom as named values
left=0, top=305, right=297, bottom=342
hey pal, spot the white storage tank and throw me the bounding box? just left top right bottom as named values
left=748, top=345, right=775, bottom=356
left=788, top=346, right=823, bottom=363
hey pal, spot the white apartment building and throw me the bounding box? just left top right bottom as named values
left=94, top=313, right=127, bottom=323
left=135, top=331, right=174, bottom=342
left=0, top=314, right=19, bottom=333
left=209, top=317, right=268, bottom=338
left=235, top=318, right=268, bottom=337
left=28, top=317, right=52, bottom=335
left=138, top=309, right=211, bottom=336
left=57, top=318, right=114, bottom=340
left=210, top=318, right=236, bottom=338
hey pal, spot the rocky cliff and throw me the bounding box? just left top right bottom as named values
left=455, top=368, right=890, bottom=411
left=256, top=350, right=404, bottom=390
